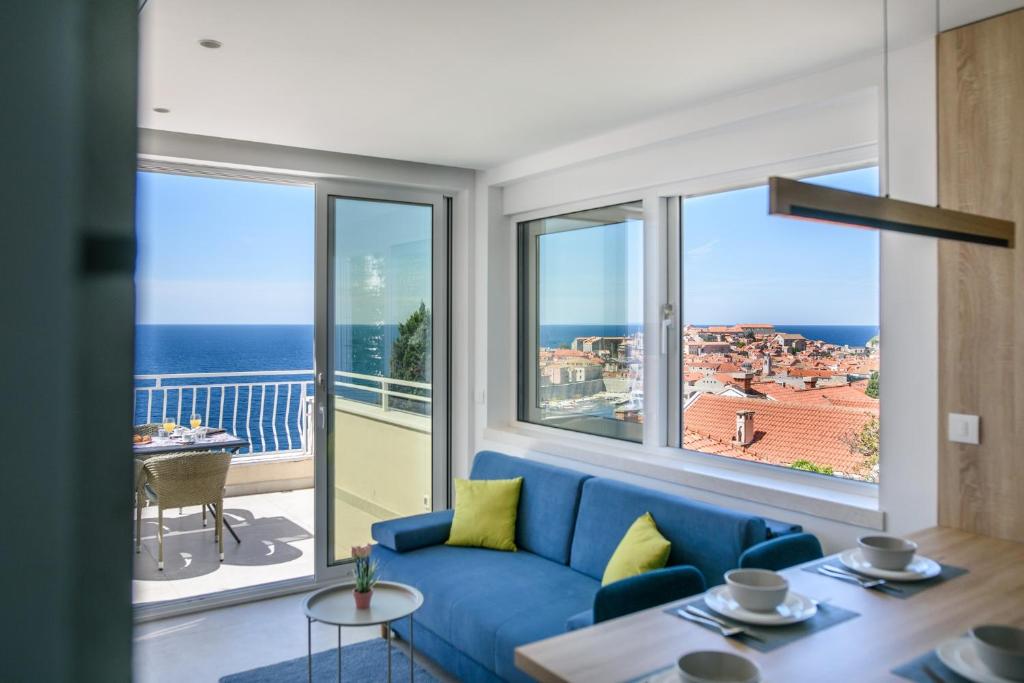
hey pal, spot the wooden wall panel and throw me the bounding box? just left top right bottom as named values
left=937, top=9, right=1024, bottom=542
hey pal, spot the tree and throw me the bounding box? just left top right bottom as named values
left=791, top=460, right=834, bottom=476
left=843, top=415, right=880, bottom=482
left=389, top=302, right=432, bottom=414
left=866, top=370, right=879, bottom=399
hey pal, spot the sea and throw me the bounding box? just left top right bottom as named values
left=539, top=323, right=879, bottom=349
left=135, top=323, right=876, bottom=453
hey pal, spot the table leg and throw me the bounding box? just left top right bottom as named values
left=409, top=614, right=414, bottom=683
left=307, top=617, right=312, bottom=683
left=209, top=503, right=240, bottom=544
left=337, top=625, right=342, bottom=683
left=387, top=620, right=392, bottom=682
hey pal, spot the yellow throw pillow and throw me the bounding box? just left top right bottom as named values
left=601, top=512, right=671, bottom=586
left=446, top=477, right=523, bottom=551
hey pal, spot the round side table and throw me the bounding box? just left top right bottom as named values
left=303, top=581, right=424, bottom=683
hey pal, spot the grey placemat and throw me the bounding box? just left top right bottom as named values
left=892, top=648, right=973, bottom=682
left=802, top=556, right=968, bottom=598
left=663, top=596, right=859, bottom=653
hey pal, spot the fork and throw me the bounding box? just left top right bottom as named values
left=818, top=565, right=904, bottom=593
left=676, top=606, right=765, bottom=643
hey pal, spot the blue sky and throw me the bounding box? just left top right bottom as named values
left=137, top=166, right=878, bottom=327
left=537, top=166, right=878, bottom=326
left=135, top=172, right=314, bottom=324
left=539, top=218, right=644, bottom=326
left=683, top=166, right=879, bottom=325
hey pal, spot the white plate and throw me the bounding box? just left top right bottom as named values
left=704, top=585, right=817, bottom=626
left=838, top=548, right=942, bottom=581
left=937, top=637, right=1017, bottom=683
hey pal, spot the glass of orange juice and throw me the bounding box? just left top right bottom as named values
left=163, top=419, right=176, bottom=435
left=190, top=413, right=202, bottom=430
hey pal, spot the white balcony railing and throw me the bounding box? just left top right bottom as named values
left=133, top=369, right=431, bottom=456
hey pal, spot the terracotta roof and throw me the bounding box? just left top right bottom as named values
left=785, top=368, right=834, bottom=378
left=749, top=381, right=879, bottom=412
left=683, top=394, right=876, bottom=475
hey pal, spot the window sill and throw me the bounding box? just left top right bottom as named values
left=482, top=423, right=883, bottom=529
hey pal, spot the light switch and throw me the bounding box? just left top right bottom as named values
left=948, top=413, right=980, bottom=445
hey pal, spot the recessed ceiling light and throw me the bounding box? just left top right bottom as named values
left=198, top=39, right=222, bottom=49
left=153, top=107, right=170, bottom=114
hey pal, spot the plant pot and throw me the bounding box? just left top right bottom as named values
left=353, top=589, right=373, bottom=609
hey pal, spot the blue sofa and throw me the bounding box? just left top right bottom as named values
left=371, top=451, right=821, bottom=683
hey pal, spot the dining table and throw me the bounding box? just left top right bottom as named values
left=133, top=429, right=250, bottom=544
left=514, top=526, right=1024, bottom=682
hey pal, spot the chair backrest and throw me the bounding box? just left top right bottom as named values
left=142, top=451, right=232, bottom=509
left=569, top=477, right=769, bottom=586
left=470, top=451, right=591, bottom=565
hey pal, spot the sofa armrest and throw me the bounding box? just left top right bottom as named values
left=739, top=532, right=823, bottom=571
left=371, top=510, right=454, bottom=553
left=593, top=565, right=706, bottom=625
left=764, top=517, right=803, bottom=539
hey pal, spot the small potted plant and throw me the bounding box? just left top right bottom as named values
left=352, top=544, right=379, bottom=609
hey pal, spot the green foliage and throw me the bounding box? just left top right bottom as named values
left=352, top=548, right=379, bottom=593
left=790, top=460, right=834, bottom=476
left=866, top=370, right=879, bottom=399
left=844, top=415, right=880, bottom=481
left=391, top=302, right=431, bottom=382
left=389, top=302, right=431, bottom=414
left=735, top=341, right=746, bottom=348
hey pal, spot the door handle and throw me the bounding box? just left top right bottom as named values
left=660, top=303, right=674, bottom=355
left=318, top=404, right=325, bottom=429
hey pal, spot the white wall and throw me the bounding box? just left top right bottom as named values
left=468, top=40, right=942, bottom=552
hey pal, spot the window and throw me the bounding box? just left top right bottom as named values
left=681, top=167, right=880, bottom=482
left=518, top=202, right=644, bottom=442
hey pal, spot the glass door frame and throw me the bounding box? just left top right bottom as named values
left=313, top=179, right=450, bottom=580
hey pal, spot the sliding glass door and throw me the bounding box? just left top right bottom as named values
left=314, top=182, right=448, bottom=574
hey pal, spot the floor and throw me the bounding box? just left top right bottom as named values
left=133, top=591, right=456, bottom=682
left=133, top=489, right=315, bottom=605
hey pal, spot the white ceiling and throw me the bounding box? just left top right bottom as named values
left=139, top=1, right=888, bottom=170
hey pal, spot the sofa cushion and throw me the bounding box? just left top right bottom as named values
left=601, top=512, right=671, bottom=585
left=374, top=542, right=598, bottom=678
left=447, top=477, right=522, bottom=551
left=470, top=451, right=591, bottom=565
left=570, top=478, right=768, bottom=586
left=372, top=509, right=453, bottom=553
left=565, top=609, right=594, bottom=631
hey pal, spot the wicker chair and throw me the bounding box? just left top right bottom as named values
left=136, top=450, right=232, bottom=570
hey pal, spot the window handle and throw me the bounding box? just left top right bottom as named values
left=660, top=304, right=674, bottom=355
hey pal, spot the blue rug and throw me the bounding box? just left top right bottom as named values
left=220, top=638, right=439, bottom=682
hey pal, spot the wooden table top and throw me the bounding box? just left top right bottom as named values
left=515, top=527, right=1024, bottom=683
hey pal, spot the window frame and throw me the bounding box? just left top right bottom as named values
left=504, top=154, right=884, bottom=526
left=516, top=200, right=647, bottom=444
left=672, top=165, right=881, bottom=485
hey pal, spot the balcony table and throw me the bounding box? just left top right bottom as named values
left=132, top=431, right=250, bottom=457
left=514, top=526, right=1024, bottom=683
left=133, top=431, right=250, bottom=543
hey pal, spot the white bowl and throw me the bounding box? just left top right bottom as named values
left=676, top=650, right=761, bottom=683
left=857, top=535, right=917, bottom=571
left=971, top=625, right=1024, bottom=680
left=724, top=569, right=788, bottom=613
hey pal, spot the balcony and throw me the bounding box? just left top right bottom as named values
left=133, top=370, right=431, bottom=606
